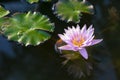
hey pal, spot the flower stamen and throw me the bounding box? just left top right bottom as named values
left=72, top=37, right=85, bottom=47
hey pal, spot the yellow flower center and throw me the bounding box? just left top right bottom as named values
left=72, top=37, right=85, bottom=47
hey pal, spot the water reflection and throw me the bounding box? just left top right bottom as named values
left=0, top=36, right=15, bottom=58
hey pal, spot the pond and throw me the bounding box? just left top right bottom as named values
left=0, top=0, right=120, bottom=80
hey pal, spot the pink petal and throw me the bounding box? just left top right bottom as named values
left=58, top=34, right=71, bottom=44
left=91, top=39, right=103, bottom=46
left=76, top=25, right=81, bottom=37
left=66, top=27, right=75, bottom=39
left=87, top=25, right=93, bottom=32
left=83, top=35, right=94, bottom=45
left=76, top=24, right=81, bottom=29
left=86, top=25, right=94, bottom=36
left=86, top=28, right=94, bottom=39
left=64, top=29, right=68, bottom=33
left=58, top=45, right=75, bottom=51
left=81, top=24, right=87, bottom=35
left=79, top=48, right=88, bottom=59
left=58, top=34, right=67, bottom=41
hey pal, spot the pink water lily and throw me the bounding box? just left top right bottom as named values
left=58, top=25, right=103, bottom=59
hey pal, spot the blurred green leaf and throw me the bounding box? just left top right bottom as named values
left=41, top=0, right=51, bottom=2
left=27, top=0, right=39, bottom=3
left=3, top=12, right=54, bottom=46
left=0, top=6, right=10, bottom=18
left=54, top=0, right=94, bottom=23
left=0, top=18, right=9, bottom=32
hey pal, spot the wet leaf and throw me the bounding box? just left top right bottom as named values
left=0, top=18, right=9, bottom=32
left=0, top=6, right=10, bottom=18
left=27, top=0, right=39, bottom=3
left=53, top=0, right=94, bottom=23
left=3, top=12, right=54, bottom=46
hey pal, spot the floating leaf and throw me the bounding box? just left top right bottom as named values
left=0, top=6, right=10, bottom=18
left=0, top=18, right=9, bottom=32
left=3, top=12, right=54, bottom=46
left=53, top=0, right=94, bottom=23
left=0, top=5, right=10, bottom=31
left=27, top=0, right=39, bottom=3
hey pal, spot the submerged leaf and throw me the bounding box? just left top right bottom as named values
left=53, top=0, right=94, bottom=23
left=0, top=6, right=10, bottom=18
left=3, top=12, right=54, bottom=46
left=27, top=0, right=39, bottom=3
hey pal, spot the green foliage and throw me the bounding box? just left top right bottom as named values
left=0, top=6, right=10, bottom=18
left=0, top=18, right=9, bottom=30
left=27, top=0, right=39, bottom=3
left=54, top=0, right=94, bottom=23
left=2, top=12, right=54, bottom=46
left=0, top=6, right=9, bottom=32
left=27, top=0, right=52, bottom=3
left=41, top=0, right=51, bottom=2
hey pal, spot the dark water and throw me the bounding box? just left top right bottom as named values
left=0, top=0, right=120, bottom=80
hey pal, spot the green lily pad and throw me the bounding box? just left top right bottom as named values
left=27, top=0, right=39, bottom=3
left=0, top=6, right=10, bottom=18
left=53, top=0, right=94, bottom=23
left=3, top=12, right=54, bottom=46
left=0, top=18, right=9, bottom=32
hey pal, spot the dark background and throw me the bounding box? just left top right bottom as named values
left=0, top=0, right=120, bottom=80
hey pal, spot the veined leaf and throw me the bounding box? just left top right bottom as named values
left=3, top=12, right=54, bottom=46
left=0, top=6, right=10, bottom=18
left=27, top=0, right=39, bottom=3
left=0, top=6, right=9, bottom=31
left=0, top=18, right=9, bottom=31
left=53, top=0, right=94, bottom=23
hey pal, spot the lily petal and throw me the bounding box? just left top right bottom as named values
left=58, top=34, right=66, bottom=41
left=91, top=39, right=103, bottom=46
left=79, top=48, right=88, bottom=59
left=58, top=45, right=75, bottom=51
left=58, top=34, right=70, bottom=43
left=81, top=24, right=87, bottom=35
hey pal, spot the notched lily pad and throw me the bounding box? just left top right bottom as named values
left=53, top=0, right=94, bottom=23
left=0, top=6, right=10, bottom=18
left=3, top=12, right=54, bottom=46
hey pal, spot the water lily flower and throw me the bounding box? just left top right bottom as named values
left=58, top=25, right=103, bottom=59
